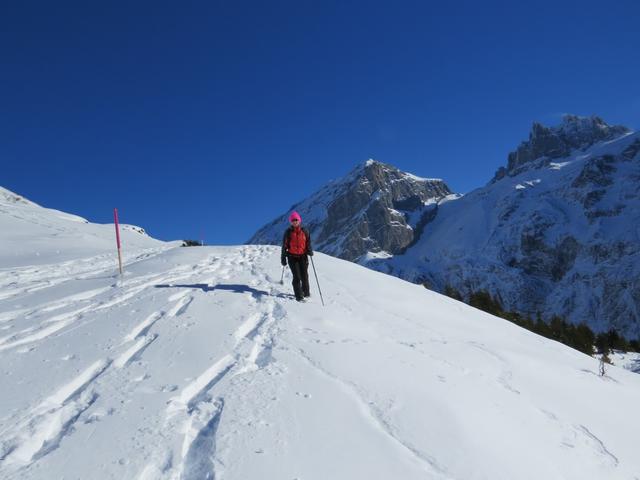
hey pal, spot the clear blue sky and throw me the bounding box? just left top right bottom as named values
left=2, top=1, right=639, bottom=244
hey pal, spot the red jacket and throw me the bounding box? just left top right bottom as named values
left=281, top=226, right=313, bottom=259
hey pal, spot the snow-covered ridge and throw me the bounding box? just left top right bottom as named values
left=0, top=187, right=39, bottom=207
left=0, top=186, right=169, bottom=268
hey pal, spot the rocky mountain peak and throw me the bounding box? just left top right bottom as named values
left=249, top=160, right=454, bottom=262
left=493, top=115, right=631, bottom=181
left=555, top=114, right=629, bottom=143
left=346, top=158, right=443, bottom=189
left=346, top=158, right=395, bottom=183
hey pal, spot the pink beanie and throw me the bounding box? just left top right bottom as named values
left=289, top=211, right=302, bottom=223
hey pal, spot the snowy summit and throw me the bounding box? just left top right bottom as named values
left=1, top=188, right=640, bottom=479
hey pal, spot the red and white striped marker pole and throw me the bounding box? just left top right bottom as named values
left=114, top=208, right=123, bottom=275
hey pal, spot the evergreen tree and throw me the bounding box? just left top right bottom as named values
left=595, top=332, right=610, bottom=355
left=457, top=288, right=633, bottom=359
left=606, top=328, right=629, bottom=352
left=443, top=285, right=462, bottom=301
left=182, top=239, right=202, bottom=247
left=572, top=323, right=595, bottom=356
left=469, top=290, right=503, bottom=316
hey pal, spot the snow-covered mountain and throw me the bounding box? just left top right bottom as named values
left=249, top=160, right=456, bottom=262
left=2, top=191, right=640, bottom=479
left=250, top=115, right=640, bottom=338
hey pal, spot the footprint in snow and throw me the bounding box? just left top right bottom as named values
left=159, top=384, right=179, bottom=393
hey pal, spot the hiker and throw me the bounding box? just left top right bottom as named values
left=281, top=211, right=313, bottom=301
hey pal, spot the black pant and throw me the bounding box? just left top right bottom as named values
left=288, top=255, right=310, bottom=300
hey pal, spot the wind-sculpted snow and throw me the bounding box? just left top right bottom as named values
left=1, top=241, right=640, bottom=479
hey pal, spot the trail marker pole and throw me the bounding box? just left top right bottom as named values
left=114, top=208, right=123, bottom=275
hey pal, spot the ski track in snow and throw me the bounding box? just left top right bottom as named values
left=0, top=286, right=114, bottom=327
left=291, top=345, right=453, bottom=480
left=124, top=311, right=165, bottom=343
left=179, top=398, right=224, bottom=480
left=0, top=245, right=279, bottom=478
left=1, top=318, right=165, bottom=471
left=0, top=248, right=168, bottom=302
left=169, top=355, right=236, bottom=415
left=0, top=359, right=111, bottom=468
left=166, top=294, right=193, bottom=318
left=0, top=259, right=216, bottom=353
left=114, top=334, right=159, bottom=369
left=0, top=250, right=251, bottom=476
left=140, top=247, right=282, bottom=479
left=467, top=341, right=521, bottom=395
left=575, top=425, right=619, bottom=466
left=538, top=407, right=621, bottom=468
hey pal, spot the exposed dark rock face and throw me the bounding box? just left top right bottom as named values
left=249, top=160, right=453, bottom=262
left=572, top=155, right=616, bottom=188
left=621, top=139, right=640, bottom=160
left=493, top=115, right=630, bottom=181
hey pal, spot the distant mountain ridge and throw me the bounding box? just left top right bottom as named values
left=249, top=115, right=640, bottom=338
left=494, top=115, right=631, bottom=181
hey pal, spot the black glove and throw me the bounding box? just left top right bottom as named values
left=307, top=251, right=314, bottom=257
left=281, top=257, right=287, bottom=266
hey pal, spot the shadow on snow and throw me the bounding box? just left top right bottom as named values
left=155, top=283, right=294, bottom=299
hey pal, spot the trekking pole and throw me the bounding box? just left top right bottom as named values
left=280, top=265, right=285, bottom=285
left=309, top=256, right=325, bottom=306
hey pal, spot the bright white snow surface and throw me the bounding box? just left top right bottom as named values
left=2, top=192, right=640, bottom=479
left=0, top=186, right=171, bottom=268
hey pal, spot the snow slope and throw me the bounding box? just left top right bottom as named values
left=2, top=193, right=640, bottom=479
left=0, top=186, right=170, bottom=268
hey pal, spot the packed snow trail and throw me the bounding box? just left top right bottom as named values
left=1, top=244, right=640, bottom=479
